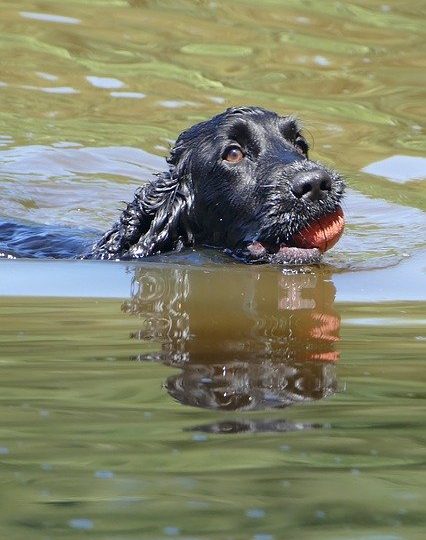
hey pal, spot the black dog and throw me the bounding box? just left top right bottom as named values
left=85, top=106, right=345, bottom=264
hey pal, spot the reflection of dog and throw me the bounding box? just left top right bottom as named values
left=123, top=266, right=340, bottom=411
left=87, top=107, right=345, bottom=263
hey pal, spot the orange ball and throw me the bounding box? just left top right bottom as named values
left=293, top=207, right=345, bottom=252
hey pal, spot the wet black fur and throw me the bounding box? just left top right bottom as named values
left=85, top=106, right=345, bottom=260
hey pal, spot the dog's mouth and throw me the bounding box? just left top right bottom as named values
left=232, top=207, right=345, bottom=265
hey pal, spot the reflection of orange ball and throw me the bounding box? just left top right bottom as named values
left=293, top=207, right=345, bottom=252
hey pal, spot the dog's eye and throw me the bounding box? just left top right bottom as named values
left=294, top=136, right=309, bottom=155
left=223, top=145, right=244, bottom=163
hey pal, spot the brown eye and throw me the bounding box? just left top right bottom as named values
left=295, top=135, right=308, bottom=155
left=223, top=146, right=244, bottom=163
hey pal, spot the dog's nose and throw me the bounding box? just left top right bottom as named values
left=291, top=170, right=332, bottom=201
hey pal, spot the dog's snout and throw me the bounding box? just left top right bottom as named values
left=291, top=170, right=332, bottom=201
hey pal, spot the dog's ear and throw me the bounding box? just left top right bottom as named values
left=85, top=152, right=194, bottom=260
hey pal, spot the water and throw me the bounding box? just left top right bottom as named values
left=0, top=1, right=425, bottom=538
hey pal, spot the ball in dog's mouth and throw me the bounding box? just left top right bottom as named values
left=244, top=207, right=345, bottom=264
left=291, top=206, right=345, bottom=251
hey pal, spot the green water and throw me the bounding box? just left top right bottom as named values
left=0, top=268, right=425, bottom=539
left=0, top=1, right=425, bottom=539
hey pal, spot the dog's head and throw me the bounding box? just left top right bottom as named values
left=88, top=106, right=345, bottom=263
left=169, top=106, right=345, bottom=263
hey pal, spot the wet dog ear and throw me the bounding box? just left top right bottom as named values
left=84, top=156, right=194, bottom=260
